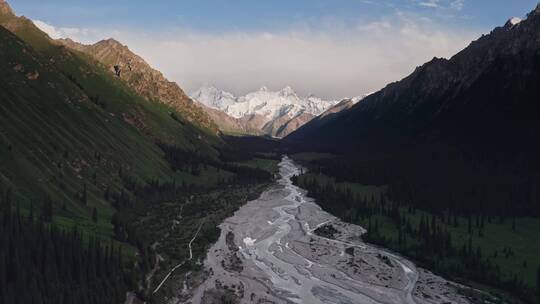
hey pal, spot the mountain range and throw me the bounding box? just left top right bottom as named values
left=191, top=85, right=363, bottom=137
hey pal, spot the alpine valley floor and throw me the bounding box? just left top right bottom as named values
left=187, top=157, right=481, bottom=304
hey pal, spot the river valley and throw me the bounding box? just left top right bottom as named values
left=188, top=156, right=474, bottom=304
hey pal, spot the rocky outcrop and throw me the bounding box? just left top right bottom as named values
left=0, top=0, right=14, bottom=16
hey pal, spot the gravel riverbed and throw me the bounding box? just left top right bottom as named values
left=187, top=156, right=472, bottom=304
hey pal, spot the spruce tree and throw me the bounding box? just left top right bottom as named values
left=41, top=196, right=53, bottom=222
left=1, top=204, right=129, bottom=303
left=536, top=266, right=540, bottom=303
left=82, top=183, right=88, bottom=205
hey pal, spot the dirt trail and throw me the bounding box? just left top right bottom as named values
left=153, top=221, right=204, bottom=295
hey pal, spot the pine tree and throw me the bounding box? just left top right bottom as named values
left=28, top=202, right=34, bottom=221
left=536, top=266, right=540, bottom=303
left=82, top=183, right=88, bottom=205
left=1, top=204, right=129, bottom=303
left=41, top=196, right=53, bottom=222
left=104, top=185, right=110, bottom=201
left=3, top=188, right=12, bottom=215
left=92, top=207, right=98, bottom=223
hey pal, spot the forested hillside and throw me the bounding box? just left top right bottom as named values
left=0, top=1, right=278, bottom=301
left=0, top=201, right=130, bottom=304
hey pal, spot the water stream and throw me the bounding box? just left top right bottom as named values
left=189, top=156, right=469, bottom=304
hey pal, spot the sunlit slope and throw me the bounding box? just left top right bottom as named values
left=0, top=6, right=222, bottom=234
left=58, top=37, right=219, bottom=134
left=0, top=23, right=185, bottom=207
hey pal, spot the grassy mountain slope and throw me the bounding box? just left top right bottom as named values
left=0, top=1, right=224, bottom=240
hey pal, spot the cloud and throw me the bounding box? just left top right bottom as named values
left=32, top=20, right=115, bottom=44
left=33, top=20, right=64, bottom=39
left=416, top=0, right=465, bottom=11
left=33, top=15, right=478, bottom=99
left=451, top=0, right=465, bottom=11
left=419, top=0, right=441, bottom=8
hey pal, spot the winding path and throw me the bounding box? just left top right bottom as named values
left=153, top=220, right=204, bottom=294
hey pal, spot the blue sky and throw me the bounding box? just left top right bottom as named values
left=10, top=0, right=540, bottom=98
left=12, top=0, right=538, bottom=32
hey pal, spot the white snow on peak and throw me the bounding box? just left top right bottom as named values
left=502, top=16, right=525, bottom=30
left=279, top=86, right=297, bottom=97
left=190, top=85, right=236, bottom=110
left=509, top=17, right=522, bottom=25
left=350, top=96, right=364, bottom=104
left=350, top=92, right=374, bottom=104
left=191, top=85, right=344, bottom=120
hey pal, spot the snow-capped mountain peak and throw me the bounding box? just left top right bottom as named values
left=279, top=86, right=297, bottom=98
left=190, top=85, right=363, bottom=137
left=504, top=17, right=523, bottom=29
left=190, top=85, right=236, bottom=110
left=509, top=17, right=522, bottom=26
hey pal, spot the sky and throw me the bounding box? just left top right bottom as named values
left=10, top=0, right=540, bottom=99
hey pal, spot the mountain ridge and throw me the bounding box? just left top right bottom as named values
left=56, top=37, right=219, bottom=134
left=287, top=4, right=540, bottom=153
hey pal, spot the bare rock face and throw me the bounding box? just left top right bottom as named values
left=57, top=38, right=218, bottom=133
left=25, top=70, right=39, bottom=80
left=0, top=0, right=14, bottom=16
left=195, top=103, right=264, bottom=135
left=274, top=112, right=315, bottom=138
left=319, top=99, right=357, bottom=118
